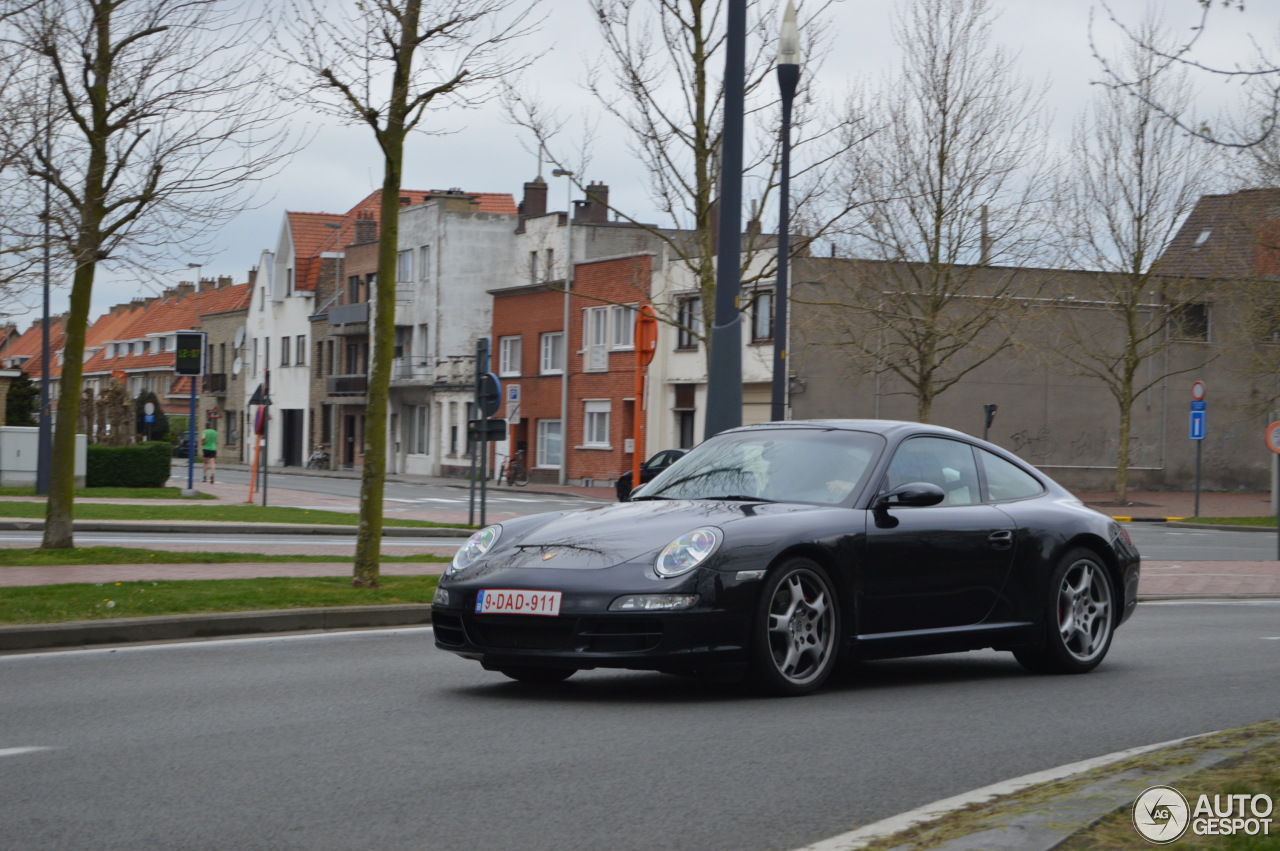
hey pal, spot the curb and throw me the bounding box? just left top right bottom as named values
left=0, top=605, right=433, bottom=652
left=801, top=722, right=1280, bottom=851
left=0, top=519, right=473, bottom=537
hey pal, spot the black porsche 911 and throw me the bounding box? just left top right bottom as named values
left=432, top=420, right=1140, bottom=696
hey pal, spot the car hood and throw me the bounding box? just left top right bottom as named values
left=483, top=499, right=810, bottom=570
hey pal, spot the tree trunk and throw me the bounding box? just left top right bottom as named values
left=42, top=260, right=96, bottom=548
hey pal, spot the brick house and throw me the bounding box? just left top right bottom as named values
left=492, top=253, right=653, bottom=484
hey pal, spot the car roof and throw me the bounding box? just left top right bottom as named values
left=727, top=419, right=972, bottom=442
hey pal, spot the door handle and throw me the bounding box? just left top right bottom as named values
left=987, top=530, right=1014, bottom=549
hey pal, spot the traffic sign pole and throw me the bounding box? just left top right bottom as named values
left=1190, top=383, right=1206, bottom=517
left=1265, top=421, right=1280, bottom=560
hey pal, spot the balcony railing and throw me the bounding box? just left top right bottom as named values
left=392, top=359, right=433, bottom=382
left=203, top=373, right=228, bottom=394
left=328, top=302, right=370, bottom=325
left=327, top=374, right=368, bottom=395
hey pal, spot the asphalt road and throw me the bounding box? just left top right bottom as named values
left=1125, top=523, right=1277, bottom=561
left=2, top=602, right=1276, bottom=851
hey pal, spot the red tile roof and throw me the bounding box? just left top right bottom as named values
left=80, top=284, right=251, bottom=378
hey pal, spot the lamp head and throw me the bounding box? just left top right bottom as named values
left=777, top=1, right=800, bottom=67
left=551, top=168, right=573, bottom=178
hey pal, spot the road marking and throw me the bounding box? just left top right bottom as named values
left=0, top=747, right=53, bottom=758
left=792, top=734, right=1211, bottom=851
left=0, top=628, right=438, bottom=659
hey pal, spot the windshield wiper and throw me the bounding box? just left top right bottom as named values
left=700, top=494, right=774, bottom=503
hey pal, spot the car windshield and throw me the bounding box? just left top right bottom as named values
left=640, top=428, right=883, bottom=505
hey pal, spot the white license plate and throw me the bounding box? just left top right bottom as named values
left=475, top=589, right=562, bottom=616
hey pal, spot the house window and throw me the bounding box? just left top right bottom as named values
left=674, top=383, right=697, bottom=449
left=586, top=306, right=609, bottom=371
left=409, top=405, right=429, bottom=454
left=611, top=305, right=636, bottom=350
left=158, top=337, right=166, bottom=353
left=287, top=268, right=294, bottom=293
left=226, top=410, right=239, bottom=446
left=498, top=335, right=521, bottom=376
left=296, top=335, right=305, bottom=365
left=281, top=337, right=290, bottom=366
left=1171, top=302, right=1210, bottom=342
left=529, top=250, right=540, bottom=284
left=397, top=249, right=413, bottom=282
left=347, top=275, right=361, bottom=303
left=540, top=331, right=564, bottom=375
left=537, top=419, right=562, bottom=468
left=677, top=296, right=702, bottom=349
left=583, top=400, right=611, bottom=447
left=753, top=290, right=774, bottom=342
left=419, top=245, right=431, bottom=281
left=394, top=326, right=412, bottom=359
left=544, top=248, right=555, bottom=281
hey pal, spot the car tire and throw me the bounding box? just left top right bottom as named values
left=1013, top=548, right=1115, bottom=675
left=748, top=558, right=841, bottom=696
left=497, top=666, right=576, bottom=684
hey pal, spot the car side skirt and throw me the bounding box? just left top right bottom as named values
left=850, top=621, right=1038, bottom=660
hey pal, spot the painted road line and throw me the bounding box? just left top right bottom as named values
left=0, top=747, right=53, bottom=758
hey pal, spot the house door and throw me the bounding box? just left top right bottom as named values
left=281, top=409, right=304, bottom=467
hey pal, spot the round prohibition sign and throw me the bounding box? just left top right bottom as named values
left=1191, top=381, right=1206, bottom=401
left=1266, top=422, right=1280, bottom=455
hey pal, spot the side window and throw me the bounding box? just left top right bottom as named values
left=885, top=437, right=980, bottom=507
left=979, top=449, right=1044, bottom=502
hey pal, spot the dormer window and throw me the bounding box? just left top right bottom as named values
left=1194, top=229, right=1212, bottom=247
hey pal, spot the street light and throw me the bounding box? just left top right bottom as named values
left=770, top=0, right=800, bottom=422
left=704, top=0, right=747, bottom=439
left=183, top=262, right=201, bottom=494
left=35, top=76, right=54, bottom=496
left=551, top=168, right=573, bottom=485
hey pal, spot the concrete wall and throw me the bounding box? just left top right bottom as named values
left=788, top=257, right=1279, bottom=493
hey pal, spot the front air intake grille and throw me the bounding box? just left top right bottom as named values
left=462, top=615, right=665, bottom=653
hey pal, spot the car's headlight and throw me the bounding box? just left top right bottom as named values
left=451, top=525, right=501, bottom=574
left=655, top=527, right=722, bottom=577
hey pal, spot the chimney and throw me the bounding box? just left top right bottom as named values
left=354, top=215, right=378, bottom=245
left=217, top=275, right=233, bottom=289
left=198, top=277, right=216, bottom=292
left=574, top=181, right=610, bottom=225
left=519, top=179, right=548, bottom=219
left=175, top=282, right=195, bottom=296
left=248, top=267, right=257, bottom=287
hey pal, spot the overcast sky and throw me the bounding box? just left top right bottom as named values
left=5, top=0, right=1269, bottom=328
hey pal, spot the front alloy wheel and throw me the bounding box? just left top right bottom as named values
left=750, top=559, right=841, bottom=696
left=1015, top=549, right=1115, bottom=674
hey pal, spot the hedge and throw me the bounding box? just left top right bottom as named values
left=86, top=441, right=173, bottom=488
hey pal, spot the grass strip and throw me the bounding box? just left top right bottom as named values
left=0, top=546, right=450, bottom=567
left=0, top=500, right=468, bottom=528
left=1059, top=732, right=1280, bottom=850
left=0, top=575, right=441, bottom=625
left=0, top=486, right=215, bottom=499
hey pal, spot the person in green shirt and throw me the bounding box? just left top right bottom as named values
left=201, top=426, right=219, bottom=483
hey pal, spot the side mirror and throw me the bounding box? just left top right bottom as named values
left=875, top=482, right=945, bottom=509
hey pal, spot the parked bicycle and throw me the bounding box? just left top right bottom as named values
left=307, top=443, right=330, bottom=469
left=499, top=449, right=529, bottom=486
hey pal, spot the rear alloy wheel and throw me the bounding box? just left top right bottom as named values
left=497, top=666, right=576, bottom=684
left=749, top=559, right=841, bottom=696
left=1014, top=549, right=1115, bottom=674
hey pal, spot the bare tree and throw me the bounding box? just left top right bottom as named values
left=1052, top=17, right=1222, bottom=504
left=506, top=0, right=862, bottom=364
left=279, top=0, right=538, bottom=587
left=0, top=0, right=290, bottom=549
left=799, top=0, right=1050, bottom=422
left=1093, top=0, right=1280, bottom=148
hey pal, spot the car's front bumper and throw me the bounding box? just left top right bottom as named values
left=431, top=563, right=758, bottom=673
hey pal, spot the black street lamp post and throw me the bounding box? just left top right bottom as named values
left=703, top=0, right=747, bottom=439
left=770, top=0, right=800, bottom=422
